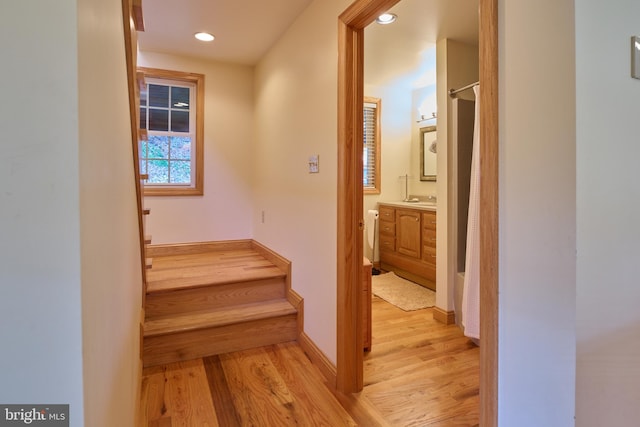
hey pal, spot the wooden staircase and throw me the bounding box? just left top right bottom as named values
left=142, top=240, right=302, bottom=367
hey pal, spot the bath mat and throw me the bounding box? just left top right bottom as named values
left=372, top=272, right=435, bottom=311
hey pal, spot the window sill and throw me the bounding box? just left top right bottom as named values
left=144, top=186, right=203, bottom=197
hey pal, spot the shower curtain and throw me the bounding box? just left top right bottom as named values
left=462, top=85, right=480, bottom=340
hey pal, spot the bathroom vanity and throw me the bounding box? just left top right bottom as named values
left=378, top=202, right=436, bottom=290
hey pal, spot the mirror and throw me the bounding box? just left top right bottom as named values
left=420, top=126, right=437, bottom=181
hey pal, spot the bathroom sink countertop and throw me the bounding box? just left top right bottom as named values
left=378, top=201, right=437, bottom=211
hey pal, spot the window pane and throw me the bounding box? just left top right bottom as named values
left=148, top=135, right=169, bottom=159
left=171, top=110, right=189, bottom=132
left=170, top=160, right=191, bottom=184
left=138, top=70, right=202, bottom=195
left=149, top=108, right=169, bottom=131
left=171, top=87, right=190, bottom=109
left=148, top=160, right=169, bottom=183
left=170, top=136, right=191, bottom=160
left=148, top=84, right=169, bottom=108
left=139, top=107, right=147, bottom=129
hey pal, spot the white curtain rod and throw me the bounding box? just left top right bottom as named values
left=449, top=81, right=479, bottom=96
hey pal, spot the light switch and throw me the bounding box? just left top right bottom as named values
left=633, top=36, right=640, bottom=79
left=308, top=155, right=319, bottom=173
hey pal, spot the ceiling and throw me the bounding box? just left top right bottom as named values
left=365, top=0, right=479, bottom=88
left=138, top=0, right=314, bottom=65
left=138, top=0, right=478, bottom=72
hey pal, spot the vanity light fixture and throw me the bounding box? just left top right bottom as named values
left=194, top=32, right=215, bottom=42
left=376, top=13, right=397, bottom=25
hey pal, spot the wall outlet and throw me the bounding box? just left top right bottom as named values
left=308, top=155, right=319, bottom=173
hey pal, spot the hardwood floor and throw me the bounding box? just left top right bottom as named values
left=353, top=296, right=480, bottom=426
left=139, top=297, right=479, bottom=426
left=140, top=343, right=356, bottom=426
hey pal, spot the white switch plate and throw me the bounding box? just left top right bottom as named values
left=308, top=155, right=319, bottom=173
left=633, top=36, right=640, bottom=79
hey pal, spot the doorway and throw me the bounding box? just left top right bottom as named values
left=336, top=0, right=498, bottom=425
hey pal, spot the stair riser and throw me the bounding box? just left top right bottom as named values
left=145, top=277, right=286, bottom=319
left=143, top=314, right=297, bottom=367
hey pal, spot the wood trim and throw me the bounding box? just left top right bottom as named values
left=251, top=240, right=290, bottom=274
left=337, top=15, right=364, bottom=395
left=337, top=2, right=499, bottom=425
left=250, top=240, right=304, bottom=339
left=132, top=0, right=144, bottom=31
left=479, top=0, right=499, bottom=425
left=299, top=331, right=337, bottom=391
left=137, top=67, right=205, bottom=197
left=339, top=0, right=402, bottom=29
left=120, top=0, right=147, bottom=303
left=251, top=241, right=293, bottom=297
left=143, top=187, right=204, bottom=196
left=337, top=0, right=401, bottom=395
left=139, top=307, right=145, bottom=358
left=287, top=289, right=304, bottom=340
left=432, top=307, right=456, bottom=325
left=146, top=239, right=253, bottom=257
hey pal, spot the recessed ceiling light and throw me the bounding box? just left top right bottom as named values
left=376, top=13, right=397, bottom=25
left=194, top=32, right=215, bottom=42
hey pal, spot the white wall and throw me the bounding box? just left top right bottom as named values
left=253, top=0, right=352, bottom=363
left=78, top=0, right=144, bottom=425
left=138, top=52, right=255, bottom=244
left=411, top=83, right=438, bottom=196
left=362, top=39, right=439, bottom=262
left=362, top=83, right=413, bottom=261
left=0, top=1, right=145, bottom=425
left=575, top=0, right=640, bottom=425
left=499, top=0, right=576, bottom=425
left=0, top=1, right=85, bottom=424
left=365, top=83, right=413, bottom=201
left=436, top=39, right=478, bottom=311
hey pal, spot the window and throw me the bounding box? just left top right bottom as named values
left=363, top=97, right=381, bottom=194
left=138, top=68, right=204, bottom=196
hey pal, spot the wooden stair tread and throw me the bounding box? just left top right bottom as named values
left=146, top=249, right=285, bottom=293
left=144, top=299, right=296, bottom=337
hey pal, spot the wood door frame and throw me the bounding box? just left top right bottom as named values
left=336, top=0, right=498, bottom=425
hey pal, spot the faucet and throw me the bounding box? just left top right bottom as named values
left=400, top=174, right=411, bottom=201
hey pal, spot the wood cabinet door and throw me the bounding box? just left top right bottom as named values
left=396, top=209, right=421, bottom=258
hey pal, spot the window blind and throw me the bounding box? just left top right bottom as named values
left=363, top=102, right=378, bottom=189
